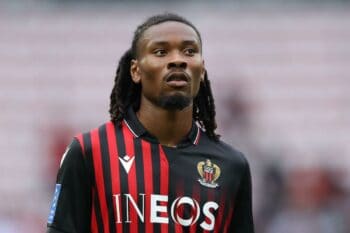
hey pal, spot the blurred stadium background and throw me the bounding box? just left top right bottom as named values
left=0, top=0, right=349, bottom=232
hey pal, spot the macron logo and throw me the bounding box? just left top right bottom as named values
left=119, top=155, right=135, bottom=174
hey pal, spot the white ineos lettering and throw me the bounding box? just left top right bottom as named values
left=124, top=194, right=145, bottom=223
left=170, top=197, right=200, bottom=226
left=150, top=194, right=169, bottom=224
left=200, top=201, right=219, bottom=231
left=113, top=193, right=219, bottom=230
left=113, top=194, right=122, bottom=223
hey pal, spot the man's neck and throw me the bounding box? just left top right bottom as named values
left=136, top=101, right=193, bottom=147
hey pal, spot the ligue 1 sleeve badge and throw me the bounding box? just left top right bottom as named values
left=197, top=159, right=221, bottom=188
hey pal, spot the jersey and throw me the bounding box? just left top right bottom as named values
left=47, top=107, right=254, bottom=233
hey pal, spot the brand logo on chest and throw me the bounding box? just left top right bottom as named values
left=119, top=155, right=135, bottom=174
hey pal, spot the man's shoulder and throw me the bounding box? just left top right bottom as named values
left=200, top=132, right=249, bottom=167
left=219, top=139, right=249, bottom=167
left=74, top=121, right=120, bottom=151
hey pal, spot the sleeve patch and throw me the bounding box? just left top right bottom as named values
left=47, top=184, right=62, bottom=224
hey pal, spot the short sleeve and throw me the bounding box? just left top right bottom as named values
left=46, top=137, right=92, bottom=233
left=229, top=157, right=255, bottom=233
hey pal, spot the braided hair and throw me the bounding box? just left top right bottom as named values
left=109, top=13, right=219, bottom=141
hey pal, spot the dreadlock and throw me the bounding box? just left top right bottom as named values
left=109, top=13, right=220, bottom=141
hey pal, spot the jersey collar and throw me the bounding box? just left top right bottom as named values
left=123, top=107, right=201, bottom=147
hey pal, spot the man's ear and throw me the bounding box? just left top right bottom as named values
left=130, top=59, right=141, bottom=84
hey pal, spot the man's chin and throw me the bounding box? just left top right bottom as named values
left=157, top=94, right=191, bottom=111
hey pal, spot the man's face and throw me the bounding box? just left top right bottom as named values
left=130, top=21, right=205, bottom=111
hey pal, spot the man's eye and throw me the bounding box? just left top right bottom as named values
left=184, top=48, right=196, bottom=56
left=154, top=49, right=167, bottom=56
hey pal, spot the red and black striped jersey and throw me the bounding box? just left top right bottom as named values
left=47, top=107, right=254, bottom=233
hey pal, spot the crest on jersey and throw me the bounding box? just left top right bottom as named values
left=197, top=159, right=221, bottom=188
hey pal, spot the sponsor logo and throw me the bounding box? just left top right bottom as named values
left=113, top=194, right=219, bottom=231
left=48, top=184, right=62, bottom=224
left=197, top=159, right=221, bottom=188
left=119, top=155, right=135, bottom=174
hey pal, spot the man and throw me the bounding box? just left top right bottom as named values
left=47, top=13, right=254, bottom=233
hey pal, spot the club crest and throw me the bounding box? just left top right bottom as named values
left=197, top=159, right=221, bottom=188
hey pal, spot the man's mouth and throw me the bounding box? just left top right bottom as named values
left=165, top=72, right=189, bottom=87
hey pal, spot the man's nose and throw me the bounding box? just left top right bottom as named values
left=167, top=52, right=187, bottom=69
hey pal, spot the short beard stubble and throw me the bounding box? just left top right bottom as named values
left=157, top=94, right=191, bottom=111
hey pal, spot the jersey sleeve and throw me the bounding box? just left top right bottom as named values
left=229, top=156, right=255, bottom=233
left=46, top=137, right=92, bottom=233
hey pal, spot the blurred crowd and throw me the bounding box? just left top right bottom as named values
left=220, top=85, right=350, bottom=233
left=258, top=165, right=349, bottom=233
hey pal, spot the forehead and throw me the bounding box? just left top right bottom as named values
left=138, top=21, right=201, bottom=48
